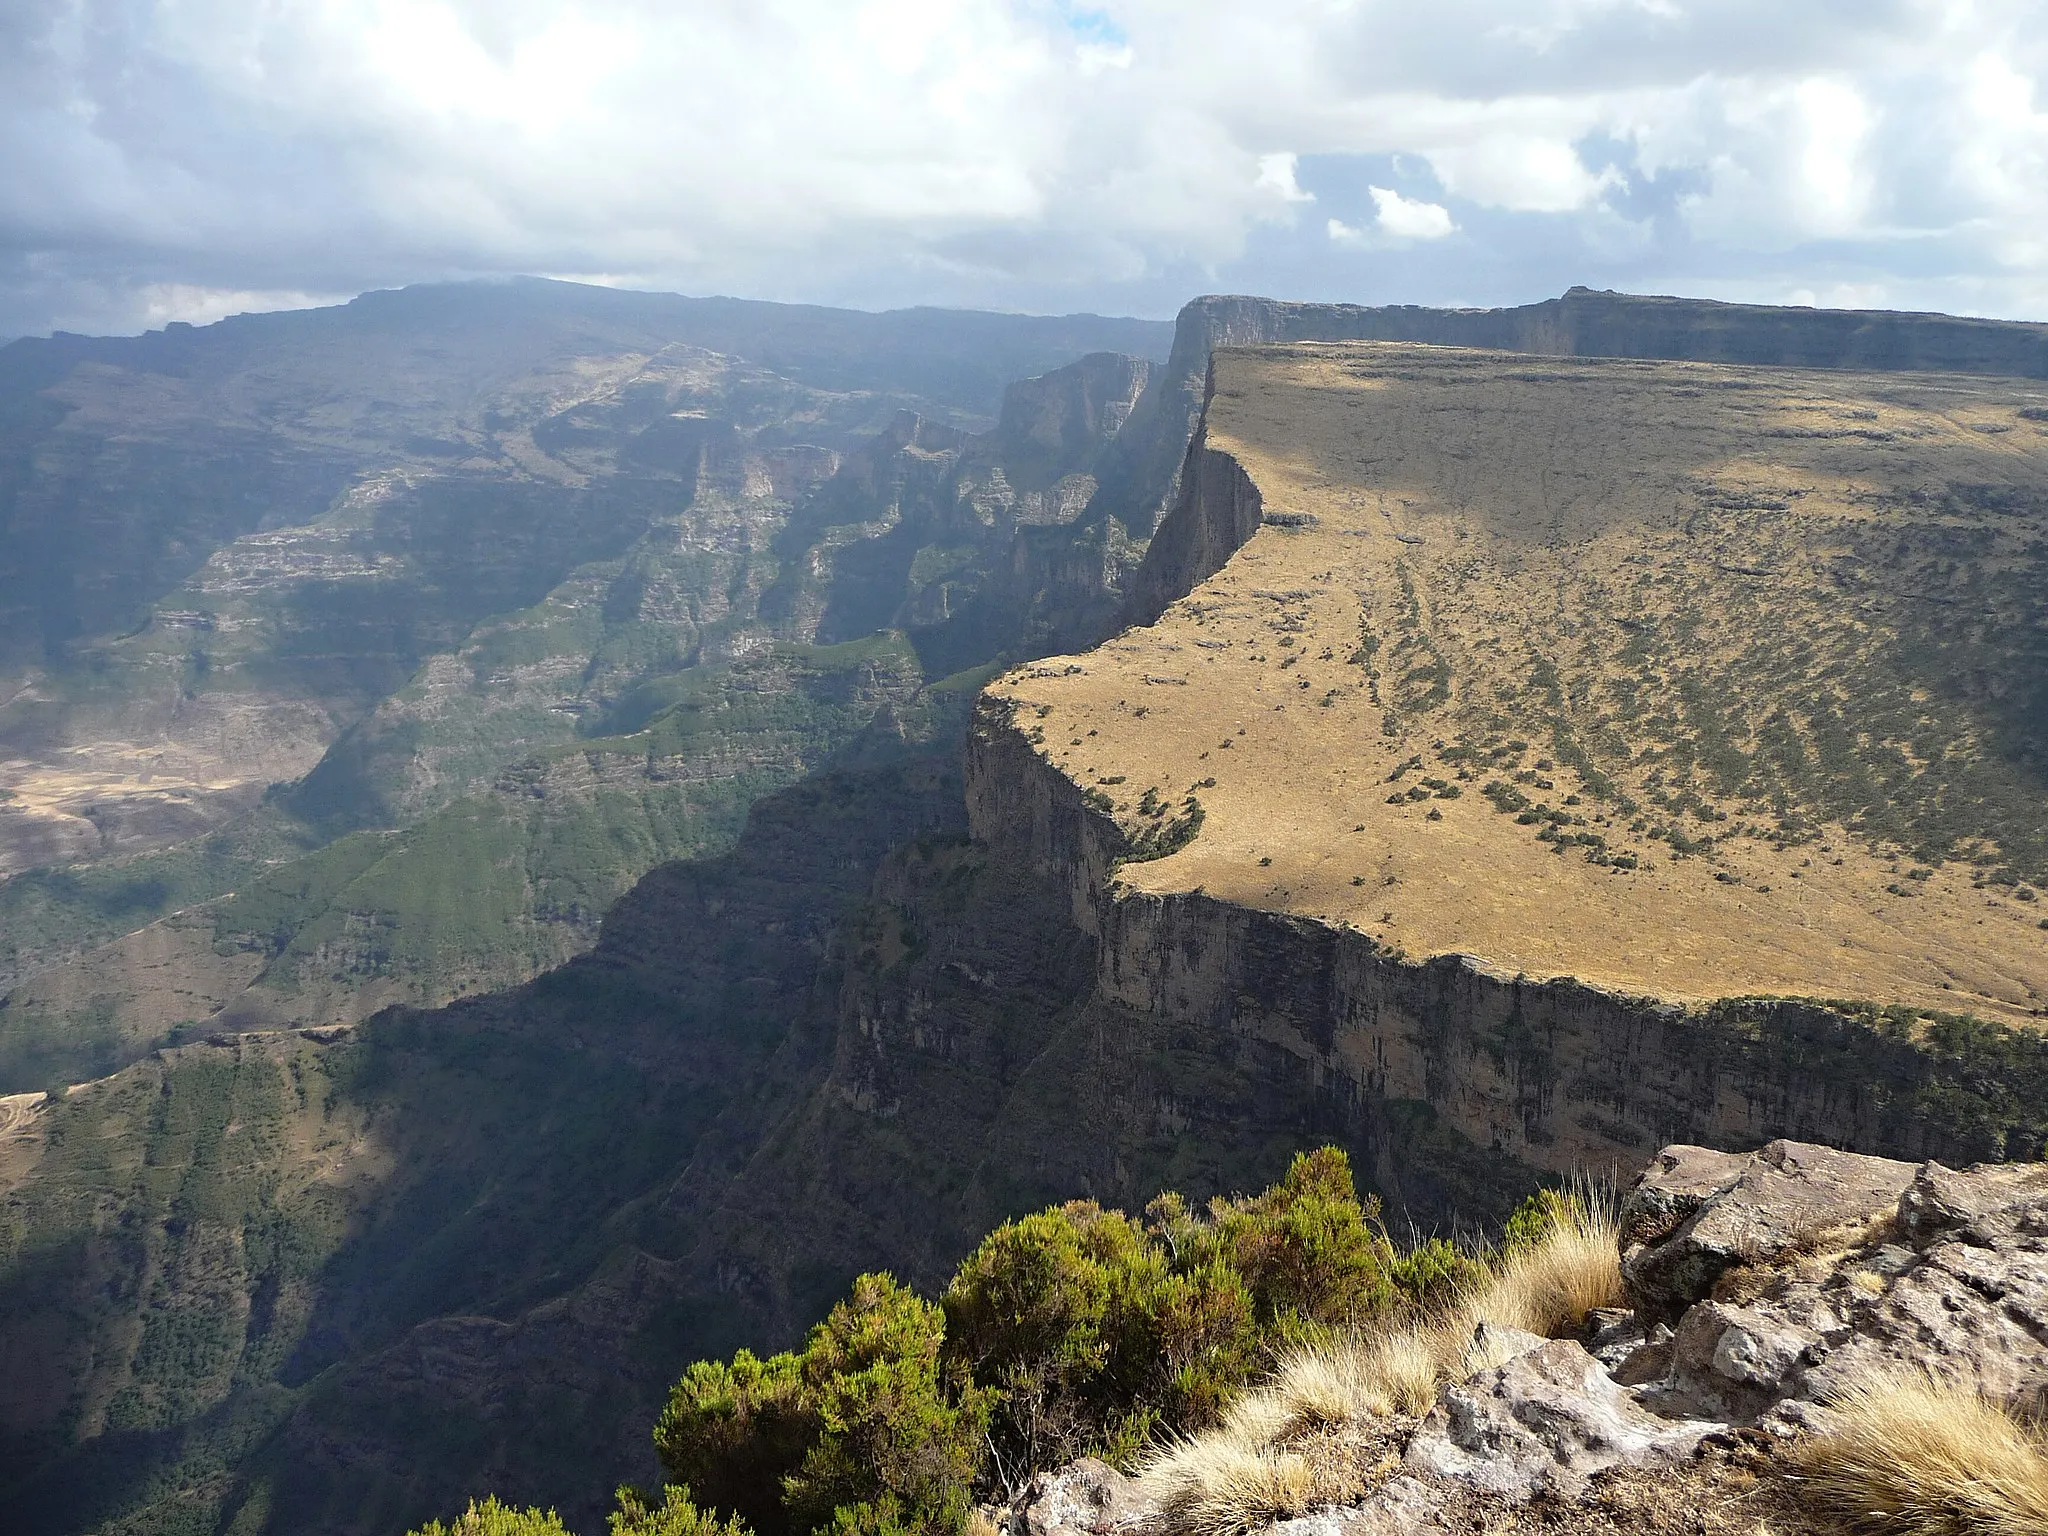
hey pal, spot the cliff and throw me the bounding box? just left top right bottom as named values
left=976, top=336, right=2048, bottom=1183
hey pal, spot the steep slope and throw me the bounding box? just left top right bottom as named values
left=0, top=759, right=968, bottom=1536
left=0, top=283, right=1167, bottom=877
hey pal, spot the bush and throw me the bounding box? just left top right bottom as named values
left=1211, top=1149, right=1401, bottom=1336
left=655, top=1350, right=810, bottom=1536
left=661, top=1148, right=1493, bottom=1526
left=611, top=1485, right=755, bottom=1536
left=655, top=1276, right=981, bottom=1536
left=943, top=1200, right=1258, bottom=1474
left=408, top=1497, right=573, bottom=1536
left=784, top=1275, right=985, bottom=1536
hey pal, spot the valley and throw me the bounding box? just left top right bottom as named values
left=6, top=283, right=2048, bottom=1536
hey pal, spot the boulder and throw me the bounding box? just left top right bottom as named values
left=1405, top=1338, right=1716, bottom=1499
left=1622, top=1140, right=1917, bottom=1319
left=1623, top=1150, right=2048, bottom=1422
left=1619, top=1144, right=1748, bottom=1247
left=1895, top=1160, right=2048, bottom=1246
left=1003, top=1458, right=1153, bottom=1536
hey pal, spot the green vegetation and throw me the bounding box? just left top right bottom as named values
left=415, top=1152, right=1543, bottom=1536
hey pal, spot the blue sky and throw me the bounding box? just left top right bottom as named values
left=4, top=0, right=2046, bottom=337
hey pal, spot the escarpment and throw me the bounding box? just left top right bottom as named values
left=978, top=336, right=2048, bottom=1186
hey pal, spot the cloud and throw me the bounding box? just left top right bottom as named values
left=1370, top=186, right=1456, bottom=239
left=2, top=1, right=2047, bottom=335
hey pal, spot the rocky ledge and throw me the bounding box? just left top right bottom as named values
left=996, top=1139, right=2048, bottom=1536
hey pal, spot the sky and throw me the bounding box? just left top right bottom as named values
left=4, top=0, right=2047, bottom=338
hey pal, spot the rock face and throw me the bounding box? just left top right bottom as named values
left=1406, top=1338, right=1715, bottom=1498
left=1620, top=1140, right=2048, bottom=1423
left=965, top=691, right=2048, bottom=1181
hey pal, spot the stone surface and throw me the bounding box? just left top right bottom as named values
left=1620, top=1145, right=1749, bottom=1247
left=1265, top=1476, right=1446, bottom=1536
left=1620, top=1143, right=2048, bottom=1425
left=1623, top=1140, right=1917, bottom=1320
left=1405, top=1339, right=1716, bottom=1499
left=1001, top=1458, right=1154, bottom=1536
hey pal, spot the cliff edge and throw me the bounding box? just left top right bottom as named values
left=975, top=337, right=2048, bottom=1175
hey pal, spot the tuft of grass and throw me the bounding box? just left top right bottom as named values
left=1467, top=1187, right=1625, bottom=1337
left=1793, top=1371, right=2048, bottom=1536
left=1140, top=1438, right=1321, bottom=1536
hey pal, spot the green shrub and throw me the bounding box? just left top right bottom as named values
left=1500, top=1187, right=1575, bottom=1253
left=408, top=1496, right=573, bottom=1536
left=1211, top=1149, right=1400, bottom=1335
left=1390, top=1235, right=1485, bottom=1309
left=784, top=1275, right=985, bottom=1536
left=655, top=1349, right=811, bottom=1536
left=611, top=1485, right=755, bottom=1536
left=942, top=1200, right=1258, bottom=1473
left=658, top=1149, right=1497, bottom=1523
left=656, top=1276, right=981, bottom=1536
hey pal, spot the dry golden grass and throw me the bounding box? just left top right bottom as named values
left=1138, top=1198, right=1623, bottom=1535
left=988, top=342, right=2048, bottom=1033
left=1468, top=1193, right=1628, bottom=1338
left=1140, top=1438, right=1323, bottom=1536
left=1794, top=1371, right=2048, bottom=1536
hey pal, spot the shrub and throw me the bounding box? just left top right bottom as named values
left=785, top=1275, right=985, bottom=1536
left=1211, top=1149, right=1401, bottom=1335
left=611, top=1485, right=756, bottom=1536
left=662, top=1148, right=1532, bottom=1531
left=942, top=1200, right=1258, bottom=1475
left=656, top=1277, right=981, bottom=1536
left=408, top=1497, right=573, bottom=1536
left=655, top=1349, right=811, bottom=1536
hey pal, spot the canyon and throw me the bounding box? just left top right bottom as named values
left=3, top=283, right=2048, bottom=1535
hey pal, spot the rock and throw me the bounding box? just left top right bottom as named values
left=1802, top=1190, right=2048, bottom=1410
left=1464, top=1320, right=1550, bottom=1373
left=1582, top=1309, right=1651, bottom=1371
left=1623, top=1140, right=1917, bottom=1319
left=1005, top=1457, right=1153, bottom=1536
left=1620, top=1145, right=1749, bottom=1247
left=1896, top=1160, right=2048, bottom=1246
left=1405, top=1339, right=1717, bottom=1499
left=1265, top=1476, right=1445, bottom=1536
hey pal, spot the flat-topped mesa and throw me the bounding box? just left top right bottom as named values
left=1093, top=289, right=2048, bottom=534
left=971, top=338, right=2048, bottom=1171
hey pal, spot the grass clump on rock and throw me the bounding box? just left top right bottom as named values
left=1137, top=1185, right=1623, bottom=1536
left=1793, top=1370, right=2048, bottom=1536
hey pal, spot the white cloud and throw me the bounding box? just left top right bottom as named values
left=1370, top=186, right=1455, bottom=239
left=1256, top=153, right=1316, bottom=204
left=4, top=0, right=2048, bottom=333
left=137, top=285, right=344, bottom=327
left=1332, top=186, right=1460, bottom=245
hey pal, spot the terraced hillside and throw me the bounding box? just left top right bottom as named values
left=992, top=342, right=2048, bottom=1028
